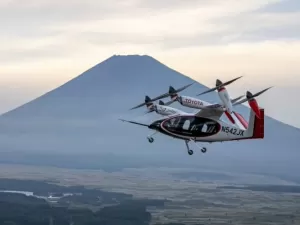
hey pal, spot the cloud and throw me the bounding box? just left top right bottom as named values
left=1, top=0, right=300, bottom=117
left=1, top=0, right=296, bottom=56
left=155, top=40, right=300, bottom=87
left=0, top=1, right=293, bottom=49
left=257, top=0, right=300, bottom=13
left=0, top=0, right=298, bottom=66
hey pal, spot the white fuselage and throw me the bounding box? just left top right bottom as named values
left=193, top=119, right=247, bottom=142
left=150, top=108, right=258, bottom=143
left=158, top=116, right=248, bottom=142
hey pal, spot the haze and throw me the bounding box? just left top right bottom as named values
left=1, top=0, right=300, bottom=127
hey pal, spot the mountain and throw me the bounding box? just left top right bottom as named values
left=0, top=55, right=299, bottom=177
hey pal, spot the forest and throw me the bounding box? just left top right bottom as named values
left=0, top=179, right=178, bottom=225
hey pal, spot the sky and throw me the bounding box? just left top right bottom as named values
left=1, top=0, right=300, bottom=127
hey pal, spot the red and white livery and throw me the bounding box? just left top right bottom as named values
left=124, top=78, right=272, bottom=155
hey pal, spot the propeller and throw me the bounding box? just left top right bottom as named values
left=172, top=82, right=195, bottom=93
left=130, top=95, right=154, bottom=110
left=129, top=82, right=194, bottom=110
left=130, top=102, right=149, bottom=110
left=144, top=99, right=177, bottom=115
left=164, top=82, right=195, bottom=101
left=233, top=86, right=273, bottom=106
left=197, top=76, right=243, bottom=96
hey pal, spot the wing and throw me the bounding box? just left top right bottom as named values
left=201, top=103, right=222, bottom=109
left=194, top=107, right=224, bottom=120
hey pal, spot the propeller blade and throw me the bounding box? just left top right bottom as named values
left=196, top=87, right=218, bottom=96
left=153, top=82, right=195, bottom=100
left=130, top=95, right=154, bottom=110
left=130, top=102, right=147, bottom=110
left=222, top=76, right=243, bottom=86
left=233, top=86, right=273, bottom=106
left=197, top=76, right=243, bottom=96
left=175, top=82, right=195, bottom=93
left=249, top=86, right=273, bottom=99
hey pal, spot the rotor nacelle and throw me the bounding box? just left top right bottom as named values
left=168, top=86, right=180, bottom=101
left=246, top=91, right=260, bottom=118
left=145, top=95, right=154, bottom=110
left=233, top=86, right=273, bottom=118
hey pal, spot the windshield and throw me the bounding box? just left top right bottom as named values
left=162, top=116, right=219, bottom=137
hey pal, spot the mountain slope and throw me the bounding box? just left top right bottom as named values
left=0, top=55, right=299, bottom=176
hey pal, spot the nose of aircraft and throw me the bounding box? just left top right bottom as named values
left=149, top=120, right=163, bottom=129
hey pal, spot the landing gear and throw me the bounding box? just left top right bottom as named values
left=185, top=140, right=194, bottom=155
left=147, top=137, right=154, bottom=143
left=185, top=139, right=208, bottom=155
left=147, top=131, right=157, bottom=143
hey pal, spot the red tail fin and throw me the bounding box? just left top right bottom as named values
left=252, top=108, right=264, bottom=139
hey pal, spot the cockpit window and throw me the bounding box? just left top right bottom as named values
left=163, top=116, right=219, bottom=137
left=182, top=120, right=190, bottom=130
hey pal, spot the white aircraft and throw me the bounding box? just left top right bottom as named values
left=120, top=82, right=272, bottom=155
left=145, top=77, right=244, bottom=124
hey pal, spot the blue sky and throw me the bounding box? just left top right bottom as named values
left=1, top=0, right=300, bottom=127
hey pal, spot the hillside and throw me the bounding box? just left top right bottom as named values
left=0, top=55, right=299, bottom=177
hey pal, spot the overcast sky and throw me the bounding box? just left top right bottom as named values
left=1, top=0, right=300, bottom=127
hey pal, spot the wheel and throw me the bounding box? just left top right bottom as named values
left=148, top=137, right=154, bottom=143
left=201, top=147, right=207, bottom=153
left=188, top=150, right=193, bottom=155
